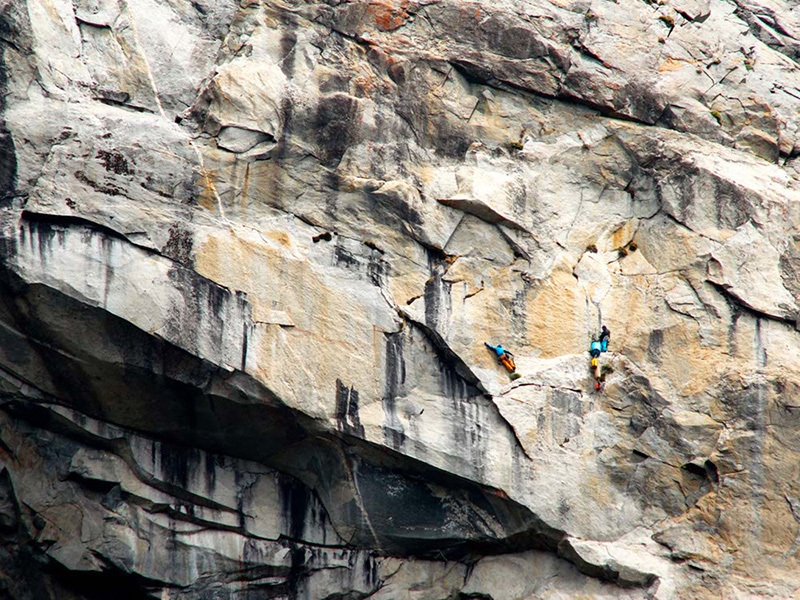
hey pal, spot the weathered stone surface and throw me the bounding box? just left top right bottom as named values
left=3, top=0, right=800, bottom=597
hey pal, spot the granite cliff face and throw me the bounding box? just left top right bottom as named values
left=2, top=0, right=800, bottom=597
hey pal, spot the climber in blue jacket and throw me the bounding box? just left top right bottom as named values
left=485, top=343, right=516, bottom=372
left=485, top=342, right=506, bottom=357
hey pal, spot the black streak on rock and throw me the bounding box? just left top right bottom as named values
left=333, top=238, right=388, bottom=287
left=336, top=378, right=365, bottom=437
left=367, top=252, right=388, bottom=287
left=20, top=211, right=131, bottom=245
left=204, top=451, right=217, bottom=495
left=159, top=440, right=200, bottom=490
left=333, top=241, right=360, bottom=270
left=0, top=130, right=15, bottom=205
left=382, top=332, right=406, bottom=450
left=268, top=24, right=297, bottom=214
left=279, top=28, right=297, bottom=78
left=424, top=252, right=452, bottom=333
left=280, top=474, right=309, bottom=540
left=314, top=93, right=362, bottom=167
left=0, top=37, right=16, bottom=206
left=647, top=329, right=663, bottom=365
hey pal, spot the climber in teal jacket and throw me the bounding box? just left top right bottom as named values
left=485, top=343, right=516, bottom=372
left=485, top=342, right=506, bottom=358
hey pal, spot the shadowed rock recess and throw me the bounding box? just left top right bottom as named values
left=3, top=0, right=800, bottom=597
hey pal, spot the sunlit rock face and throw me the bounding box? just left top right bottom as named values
left=2, top=0, right=800, bottom=597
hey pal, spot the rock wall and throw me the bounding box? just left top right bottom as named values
left=2, top=0, right=800, bottom=597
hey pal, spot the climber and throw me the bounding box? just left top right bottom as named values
left=600, top=325, right=610, bottom=352
left=485, top=342, right=516, bottom=372
left=590, top=339, right=603, bottom=358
